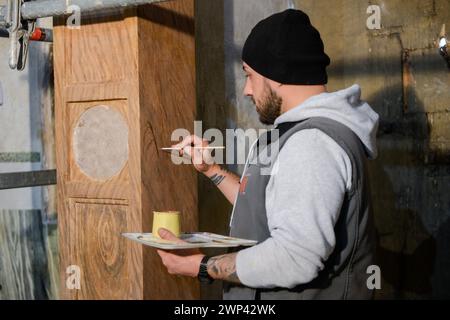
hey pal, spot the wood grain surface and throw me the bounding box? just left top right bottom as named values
left=54, top=0, right=198, bottom=300
left=138, top=0, right=198, bottom=300
left=0, top=210, right=50, bottom=299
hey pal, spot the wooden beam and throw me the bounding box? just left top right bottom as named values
left=53, top=0, right=198, bottom=299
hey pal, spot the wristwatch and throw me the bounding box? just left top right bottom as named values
left=198, top=256, right=214, bottom=284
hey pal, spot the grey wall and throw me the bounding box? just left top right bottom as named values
left=0, top=17, right=58, bottom=299
left=197, top=0, right=450, bottom=299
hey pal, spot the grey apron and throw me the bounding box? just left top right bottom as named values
left=223, top=117, right=376, bottom=300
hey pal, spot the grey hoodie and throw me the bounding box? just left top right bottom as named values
left=234, top=84, right=379, bottom=289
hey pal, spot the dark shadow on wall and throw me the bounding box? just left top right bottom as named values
left=196, top=0, right=230, bottom=300
left=365, top=82, right=449, bottom=299
left=433, top=217, right=450, bottom=298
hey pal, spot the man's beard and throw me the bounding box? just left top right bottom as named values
left=253, top=87, right=282, bottom=125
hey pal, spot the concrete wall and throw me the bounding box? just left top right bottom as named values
left=197, top=0, right=450, bottom=299
left=293, top=0, right=450, bottom=299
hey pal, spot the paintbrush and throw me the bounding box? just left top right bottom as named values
left=161, top=146, right=225, bottom=151
left=161, top=146, right=224, bottom=160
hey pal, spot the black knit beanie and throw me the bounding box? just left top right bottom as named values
left=242, top=9, right=330, bottom=85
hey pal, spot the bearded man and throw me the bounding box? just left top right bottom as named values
left=157, top=9, right=380, bottom=300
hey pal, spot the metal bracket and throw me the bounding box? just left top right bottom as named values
left=1, top=0, right=168, bottom=71
left=0, top=169, right=57, bottom=190
left=6, top=0, right=36, bottom=71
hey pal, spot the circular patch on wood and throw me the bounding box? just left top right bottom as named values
left=73, top=105, right=128, bottom=181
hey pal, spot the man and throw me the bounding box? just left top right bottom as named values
left=157, top=9, right=379, bottom=300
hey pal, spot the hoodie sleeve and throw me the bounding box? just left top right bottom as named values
left=235, top=128, right=352, bottom=289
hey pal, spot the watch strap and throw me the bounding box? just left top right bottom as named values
left=198, top=255, right=214, bottom=284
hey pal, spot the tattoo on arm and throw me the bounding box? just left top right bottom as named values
left=207, top=253, right=241, bottom=284
left=209, top=172, right=226, bottom=186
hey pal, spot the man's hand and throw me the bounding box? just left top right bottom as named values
left=172, top=135, right=217, bottom=175
left=156, top=228, right=205, bottom=278
left=156, top=228, right=242, bottom=285
left=172, top=135, right=241, bottom=205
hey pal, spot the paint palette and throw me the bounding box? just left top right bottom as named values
left=122, top=232, right=257, bottom=250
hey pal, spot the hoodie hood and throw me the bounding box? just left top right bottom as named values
left=274, top=84, right=380, bottom=159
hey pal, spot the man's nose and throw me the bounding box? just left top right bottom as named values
left=243, top=79, right=253, bottom=97
left=244, top=91, right=253, bottom=98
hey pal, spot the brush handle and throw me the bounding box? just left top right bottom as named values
left=161, top=146, right=225, bottom=151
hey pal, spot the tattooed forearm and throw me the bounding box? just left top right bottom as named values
left=207, top=253, right=241, bottom=284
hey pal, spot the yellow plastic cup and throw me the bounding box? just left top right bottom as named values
left=152, top=211, right=181, bottom=238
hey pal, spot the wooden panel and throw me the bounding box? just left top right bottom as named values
left=65, top=10, right=137, bottom=85
left=138, top=0, right=199, bottom=300
left=54, top=11, right=142, bottom=300
left=66, top=199, right=131, bottom=300
left=65, top=82, right=129, bottom=103
left=54, top=0, right=198, bottom=300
